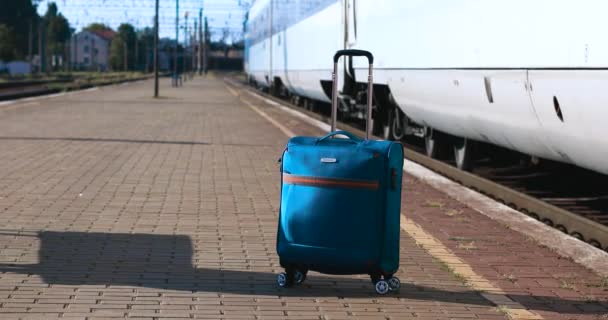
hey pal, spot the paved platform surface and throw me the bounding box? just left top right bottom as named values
left=0, top=75, right=605, bottom=320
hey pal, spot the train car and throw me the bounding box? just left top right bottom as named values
left=245, top=0, right=343, bottom=102
left=244, top=0, right=608, bottom=176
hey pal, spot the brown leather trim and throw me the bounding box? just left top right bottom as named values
left=283, top=173, right=379, bottom=190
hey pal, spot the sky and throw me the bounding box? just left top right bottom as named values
left=35, top=0, right=250, bottom=43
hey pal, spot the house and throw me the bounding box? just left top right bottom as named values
left=0, top=61, right=32, bottom=76
left=70, top=29, right=116, bottom=71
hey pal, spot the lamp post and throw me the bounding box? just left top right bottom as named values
left=193, top=21, right=197, bottom=78
left=184, top=11, right=189, bottom=79
left=198, top=8, right=203, bottom=75
left=174, top=0, right=179, bottom=87
left=204, top=17, right=208, bottom=75
left=154, top=0, right=159, bottom=96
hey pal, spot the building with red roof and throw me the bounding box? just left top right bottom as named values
left=70, top=29, right=116, bottom=71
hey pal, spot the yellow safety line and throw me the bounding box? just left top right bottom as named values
left=225, top=82, right=543, bottom=320
left=226, top=85, right=296, bottom=138
left=401, top=219, right=543, bottom=320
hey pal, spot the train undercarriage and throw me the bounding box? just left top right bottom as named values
left=253, top=73, right=481, bottom=172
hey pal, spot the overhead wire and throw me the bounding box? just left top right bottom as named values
left=36, top=0, right=250, bottom=41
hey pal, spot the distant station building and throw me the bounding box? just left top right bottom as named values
left=208, top=48, right=243, bottom=71
left=70, top=29, right=116, bottom=71
left=158, top=38, right=175, bottom=72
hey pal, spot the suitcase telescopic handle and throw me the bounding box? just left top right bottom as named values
left=331, top=49, right=374, bottom=140
left=333, top=49, right=374, bottom=64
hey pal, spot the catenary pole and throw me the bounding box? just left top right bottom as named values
left=154, top=0, right=159, bottom=97
left=174, top=0, right=179, bottom=86
left=198, top=8, right=202, bottom=75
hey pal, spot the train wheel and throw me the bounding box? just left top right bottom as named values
left=269, top=83, right=278, bottom=96
left=424, top=127, right=449, bottom=159
left=389, top=108, right=406, bottom=141
left=371, top=104, right=389, bottom=139
left=308, top=100, right=317, bottom=112
left=303, top=99, right=312, bottom=111
left=453, top=137, right=475, bottom=171
left=372, top=118, right=389, bottom=140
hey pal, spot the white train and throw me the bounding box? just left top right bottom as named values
left=244, top=0, right=608, bottom=175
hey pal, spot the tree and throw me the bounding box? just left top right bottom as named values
left=109, top=23, right=136, bottom=70
left=84, top=23, right=113, bottom=33
left=220, top=26, right=230, bottom=45
left=45, top=4, right=70, bottom=49
left=232, top=40, right=244, bottom=50
left=0, top=25, right=17, bottom=61
left=109, top=39, right=125, bottom=70
left=0, top=0, right=39, bottom=59
left=43, top=2, right=71, bottom=70
left=136, top=27, right=155, bottom=72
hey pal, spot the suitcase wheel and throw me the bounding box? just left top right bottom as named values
left=277, top=269, right=307, bottom=288
left=295, top=270, right=307, bottom=285
left=277, top=272, right=293, bottom=288
left=374, top=280, right=390, bottom=295
left=387, top=277, right=401, bottom=291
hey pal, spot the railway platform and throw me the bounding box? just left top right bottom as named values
left=0, top=75, right=606, bottom=320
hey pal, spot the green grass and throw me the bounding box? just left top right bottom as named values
left=436, top=258, right=467, bottom=284
left=445, top=209, right=462, bottom=217
left=423, top=200, right=444, bottom=208
left=1, top=71, right=147, bottom=84
left=559, top=280, right=576, bottom=290
left=494, top=305, right=510, bottom=315
left=586, top=277, right=608, bottom=288
left=448, top=236, right=476, bottom=242
left=457, top=241, right=478, bottom=251
left=503, top=274, right=518, bottom=283
left=448, top=237, right=478, bottom=251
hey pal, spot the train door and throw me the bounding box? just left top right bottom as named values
left=267, top=0, right=273, bottom=87
left=243, top=13, right=250, bottom=75
left=341, top=0, right=357, bottom=94
left=527, top=71, right=608, bottom=174
left=469, top=71, right=554, bottom=159
left=271, top=0, right=288, bottom=93
left=345, top=0, right=357, bottom=48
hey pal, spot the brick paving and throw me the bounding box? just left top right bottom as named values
left=406, top=177, right=608, bottom=320
left=0, top=77, right=506, bottom=319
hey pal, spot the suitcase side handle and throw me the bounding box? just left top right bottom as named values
left=317, top=130, right=362, bottom=144
left=331, top=50, right=374, bottom=140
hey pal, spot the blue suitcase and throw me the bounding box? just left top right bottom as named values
left=276, top=50, right=404, bottom=294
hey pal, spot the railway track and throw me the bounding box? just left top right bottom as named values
left=0, top=79, right=71, bottom=101
left=0, top=75, right=157, bottom=102
left=224, top=75, right=608, bottom=253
